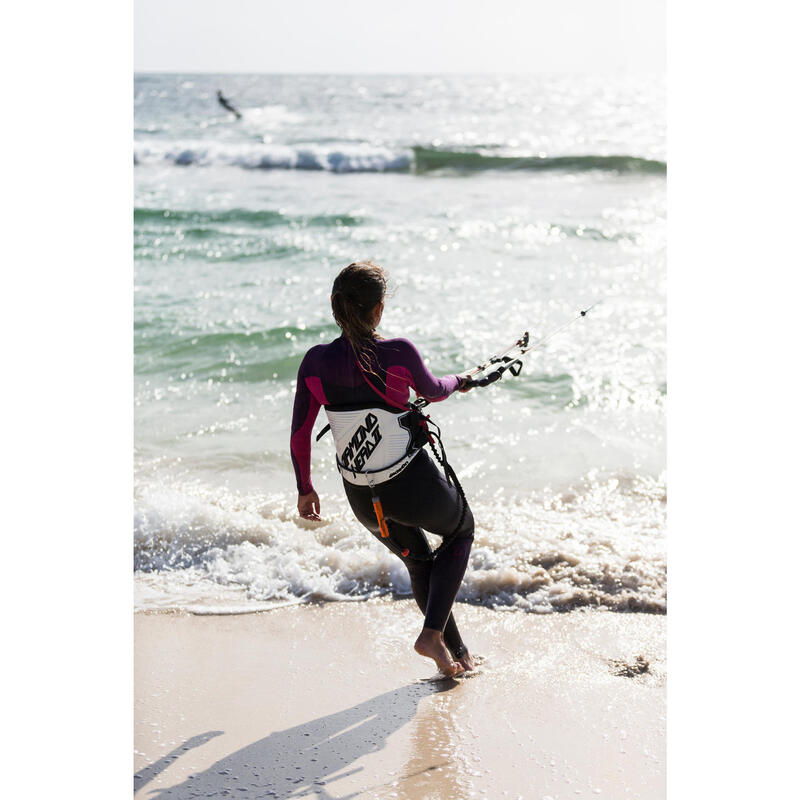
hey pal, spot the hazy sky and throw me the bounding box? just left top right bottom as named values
left=135, top=0, right=665, bottom=74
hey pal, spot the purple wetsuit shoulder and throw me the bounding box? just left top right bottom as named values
left=289, top=336, right=459, bottom=494
left=379, top=337, right=459, bottom=407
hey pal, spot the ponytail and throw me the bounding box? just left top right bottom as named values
left=331, top=261, right=387, bottom=375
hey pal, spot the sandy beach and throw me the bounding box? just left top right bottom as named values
left=135, top=601, right=665, bottom=799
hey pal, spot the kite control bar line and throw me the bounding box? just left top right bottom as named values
left=410, top=303, right=601, bottom=410
left=458, top=302, right=602, bottom=392
left=518, top=301, right=601, bottom=357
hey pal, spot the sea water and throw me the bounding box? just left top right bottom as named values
left=134, top=73, right=665, bottom=614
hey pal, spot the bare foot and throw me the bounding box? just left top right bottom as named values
left=415, top=628, right=464, bottom=677
left=456, top=650, right=475, bottom=672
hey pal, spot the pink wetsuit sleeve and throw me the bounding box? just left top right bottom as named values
left=290, top=359, right=322, bottom=495
left=388, top=339, right=459, bottom=403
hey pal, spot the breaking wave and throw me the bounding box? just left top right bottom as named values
left=133, top=141, right=666, bottom=176
left=133, top=141, right=411, bottom=173
left=412, top=147, right=666, bottom=174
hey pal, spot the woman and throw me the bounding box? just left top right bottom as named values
left=290, top=261, right=475, bottom=677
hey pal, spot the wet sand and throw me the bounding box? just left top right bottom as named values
left=134, top=600, right=665, bottom=799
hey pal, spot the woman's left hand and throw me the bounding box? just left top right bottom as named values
left=298, top=490, right=321, bottom=520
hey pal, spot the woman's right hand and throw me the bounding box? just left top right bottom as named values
left=298, top=491, right=321, bottom=520
left=456, top=374, right=473, bottom=393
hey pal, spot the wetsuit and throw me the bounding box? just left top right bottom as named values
left=290, top=335, right=473, bottom=658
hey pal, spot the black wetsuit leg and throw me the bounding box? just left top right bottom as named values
left=343, top=451, right=474, bottom=655
left=397, top=526, right=469, bottom=658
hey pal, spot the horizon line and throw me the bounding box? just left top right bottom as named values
left=134, top=68, right=666, bottom=76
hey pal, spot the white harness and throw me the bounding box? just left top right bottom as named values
left=324, top=406, right=422, bottom=486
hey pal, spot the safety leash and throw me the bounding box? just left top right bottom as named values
left=422, top=414, right=469, bottom=549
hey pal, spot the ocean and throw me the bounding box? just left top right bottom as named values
left=134, top=73, right=666, bottom=615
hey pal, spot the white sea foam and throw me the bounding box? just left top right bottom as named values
left=239, top=103, right=304, bottom=128
left=133, top=140, right=412, bottom=173
left=134, top=473, right=665, bottom=615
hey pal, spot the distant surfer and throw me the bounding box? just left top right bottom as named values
left=290, top=261, right=475, bottom=677
left=217, top=89, right=242, bottom=120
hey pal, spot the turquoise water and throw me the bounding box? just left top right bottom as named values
left=134, top=73, right=666, bottom=614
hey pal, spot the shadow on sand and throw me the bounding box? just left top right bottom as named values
left=134, top=731, right=224, bottom=793
left=139, top=679, right=457, bottom=799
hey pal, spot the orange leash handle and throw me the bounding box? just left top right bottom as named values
left=372, top=495, right=391, bottom=538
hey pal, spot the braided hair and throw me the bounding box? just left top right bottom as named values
left=330, top=261, right=387, bottom=375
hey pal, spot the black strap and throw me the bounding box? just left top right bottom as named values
left=427, top=428, right=469, bottom=544
left=315, top=424, right=331, bottom=442
left=462, top=356, right=523, bottom=388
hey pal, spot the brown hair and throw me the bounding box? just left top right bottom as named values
left=331, top=261, right=387, bottom=375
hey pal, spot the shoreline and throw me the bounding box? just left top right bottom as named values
left=134, top=597, right=668, bottom=617
left=135, top=599, right=665, bottom=799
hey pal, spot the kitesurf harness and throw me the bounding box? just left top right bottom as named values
left=460, top=303, right=601, bottom=389
left=319, top=401, right=428, bottom=487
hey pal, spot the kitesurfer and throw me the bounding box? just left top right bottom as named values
left=217, top=89, right=242, bottom=120
left=290, top=261, right=475, bottom=676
